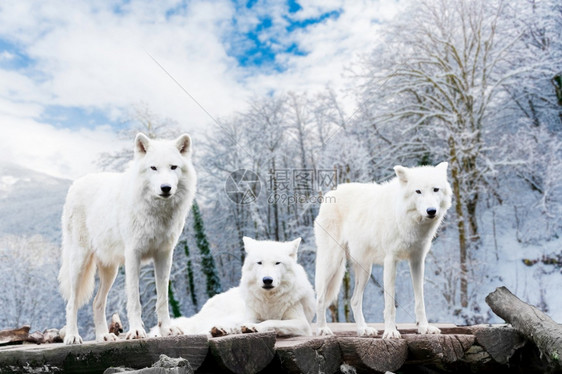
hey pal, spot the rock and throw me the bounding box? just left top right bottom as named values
left=104, top=367, right=135, bottom=373
left=103, top=354, right=193, bottom=374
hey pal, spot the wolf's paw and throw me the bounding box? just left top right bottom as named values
left=64, top=334, right=83, bottom=345
left=382, top=328, right=401, bottom=339
left=210, top=326, right=229, bottom=337
left=241, top=325, right=258, bottom=334
left=160, top=325, right=183, bottom=337
left=418, top=324, right=441, bottom=335
left=317, top=326, right=334, bottom=336
left=97, top=333, right=118, bottom=342
left=125, top=327, right=147, bottom=340
left=357, top=326, right=378, bottom=336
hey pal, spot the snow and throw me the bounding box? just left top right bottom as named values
left=0, top=175, right=19, bottom=197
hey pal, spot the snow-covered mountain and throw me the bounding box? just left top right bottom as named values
left=0, top=162, right=71, bottom=243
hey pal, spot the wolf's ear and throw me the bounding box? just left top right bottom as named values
left=288, top=237, right=301, bottom=259
left=436, top=162, right=448, bottom=173
left=135, top=133, right=150, bottom=156
left=394, top=165, right=408, bottom=184
left=242, top=236, right=254, bottom=254
left=176, top=134, right=192, bottom=156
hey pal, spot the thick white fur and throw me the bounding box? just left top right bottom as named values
left=315, top=162, right=452, bottom=338
left=166, top=237, right=315, bottom=337
left=58, top=133, right=196, bottom=344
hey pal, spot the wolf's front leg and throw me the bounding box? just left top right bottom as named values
left=383, top=256, right=401, bottom=339
left=154, top=249, right=182, bottom=337
left=247, top=319, right=311, bottom=336
left=409, top=255, right=440, bottom=335
left=124, top=251, right=147, bottom=340
left=245, top=305, right=312, bottom=337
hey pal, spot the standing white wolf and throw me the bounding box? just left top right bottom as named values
left=58, top=133, right=196, bottom=344
left=167, top=237, right=315, bottom=337
left=315, top=162, right=452, bottom=339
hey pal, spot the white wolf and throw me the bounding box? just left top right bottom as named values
left=58, top=133, right=196, bottom=344
left=315, top=162, right=452, bottom=339
left=168, top=237, right=315, bottom=337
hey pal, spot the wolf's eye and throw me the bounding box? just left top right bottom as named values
left=275, top=262, right=281, bottom=265
left=150, top=166, right=157, bottom=171
left=171, top=165, right=178, bottom=170
left=257, top=261, right=262, bottom=265
left=433, top=188, right=440, bottom=192
left=415, top=189, right=422, bottom=194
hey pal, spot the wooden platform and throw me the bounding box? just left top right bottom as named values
left=0, top=323, right=546, bottom=373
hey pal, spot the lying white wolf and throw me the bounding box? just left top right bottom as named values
left=315, top=162, right=452, bottom=339
left=166, top=237, right=315, bottom=337
left=58, top=133, right=196, bottom=344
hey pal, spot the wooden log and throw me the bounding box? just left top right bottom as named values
left=339, top=337, right=408, bottom=373
left=208, top=332, right=276, bottom=374
left=486, top=286, right=562, bottom=368
left=403, top=334, right=475, bottom=364
left=0, top=335, right=208, bottom=373
left=0, top=326, right=30, bottom=346
left=275, top=336, right=341, bottom=374
left=472, top=326, right=526, bottom=364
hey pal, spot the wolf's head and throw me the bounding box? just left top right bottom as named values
left=394, top=162, right=452, bottom=223
left=240, top=237, right=302, bottom=293
left=133, top=133, right=193, bottom=199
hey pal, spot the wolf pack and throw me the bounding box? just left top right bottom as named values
left=58, top=133, right=452, bottom=345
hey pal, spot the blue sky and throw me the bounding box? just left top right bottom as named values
left=0, top=0, right=401, bottom=178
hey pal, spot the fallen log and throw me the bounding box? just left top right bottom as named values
left=486, top=286, right=562, bottom=368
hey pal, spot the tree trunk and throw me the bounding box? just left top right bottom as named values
left=486, top=286, right=562, bottom=369
left=449, top=137, right=469, bottom=308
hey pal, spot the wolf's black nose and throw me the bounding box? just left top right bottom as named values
left=161, top=185, right=172, bottom=194
left=262, top=276, right=273, bottom=285
left=426, top=208, right=437, bottom=217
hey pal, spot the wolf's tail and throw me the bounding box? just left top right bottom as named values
left=58, top=249, right=96, bottom=308
left=58, top=205, right=96, bottom=308
left=314, top=215, right=347, bottom=309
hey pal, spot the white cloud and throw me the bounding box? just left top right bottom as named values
left=0, top=0, right=401, bottom=179
left=0, top=115, right=125, bottom=179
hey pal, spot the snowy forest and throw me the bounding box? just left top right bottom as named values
left=0, top=0, right=561, bottom=340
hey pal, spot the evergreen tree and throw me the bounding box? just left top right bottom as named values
left=168, top=281, right=182, bottom=318
left=180, top=239, right=198, bottom=308
left=192, top=200, right=222, bottom=298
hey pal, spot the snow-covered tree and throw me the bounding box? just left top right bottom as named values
left=0, top=235, right=65, bottom=330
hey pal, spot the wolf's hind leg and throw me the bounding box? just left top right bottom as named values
left=350, top=259, right=377, bottom=336
left=61, top=250, right=95, bottom=345
left=94, top=262, right=119, bottom=342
